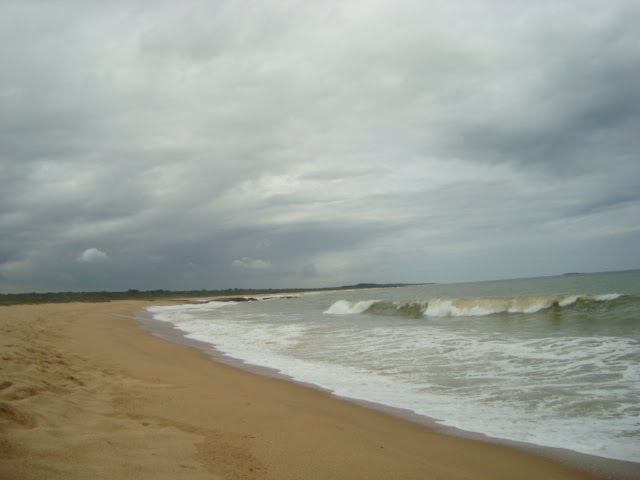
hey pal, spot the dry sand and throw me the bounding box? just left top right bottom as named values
left=0, top=301, right=601, bottom=479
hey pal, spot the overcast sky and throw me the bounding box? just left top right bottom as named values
left=1, top=0, right=639, bottom=293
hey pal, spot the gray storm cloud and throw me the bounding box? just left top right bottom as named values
left=232, top=257, right=273, bottom=270
left=0, top=0, right=638, bottom=293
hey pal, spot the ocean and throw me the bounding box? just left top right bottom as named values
left=145, top=270, right=640, bottom=469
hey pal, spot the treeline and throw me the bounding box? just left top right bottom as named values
left=341, top=283, right=422, bottom=289
left=0, top=283, right=427, bottom=306
left=0, top=288, right=309, bottom=306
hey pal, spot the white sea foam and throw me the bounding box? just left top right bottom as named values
left=254, top=293, right=301, bottom=300
left=424, top=296, right=559, bottom=316
left=423, top=294, right=622, bottom=317
left=324, top=300, right=377, bottom=314
left=145, top=279, right=640, bottom=464
left=324, top=293, right=624, bottom=318
left=146, top=301, right=230, bottom=314
left=594, top=293, right=622, bottom=301
left=145, top=302, right=232, bottom=326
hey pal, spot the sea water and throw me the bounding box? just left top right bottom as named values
left=146, top=270, right=640, bottom=465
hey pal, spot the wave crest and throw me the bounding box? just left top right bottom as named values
left=324, top=293, right=625, bottom=318
left=323, top=300, right=377, bottom=314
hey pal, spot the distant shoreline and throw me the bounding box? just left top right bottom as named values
left=0, top=283, right=430, bottom=306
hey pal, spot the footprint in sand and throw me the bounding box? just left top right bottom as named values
left=0, top=401, right=37, bottom=429
left=1, top=384, right=40, bottom=401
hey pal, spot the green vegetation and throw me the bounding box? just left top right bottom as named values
left=0, top=288, right=309, bottom=306
left=0, top=283, right=423, bottom=306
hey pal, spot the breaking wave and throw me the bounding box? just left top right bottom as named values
left=323, top=300, right=377, bottom=314
left=324, top=293, right=629, bottom=318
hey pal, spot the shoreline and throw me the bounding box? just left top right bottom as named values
left=138, top=303, right=640, bottom=480
left=0, top=301, right=629, bottom=479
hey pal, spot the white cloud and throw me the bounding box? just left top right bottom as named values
left=78, top=248, right=109, bottom=263
left=231, top=257, right=272, bottom=270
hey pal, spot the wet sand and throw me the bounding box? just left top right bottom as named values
left=0, top=301, right=601, bottom=479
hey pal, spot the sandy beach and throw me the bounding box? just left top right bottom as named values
left=0, top=301, right=601, bottom=479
